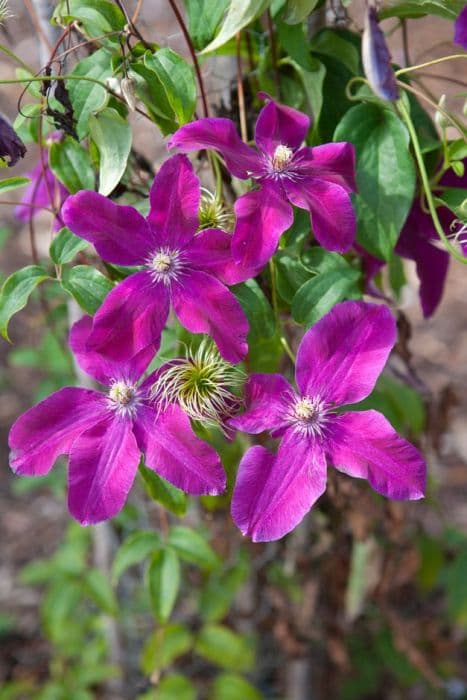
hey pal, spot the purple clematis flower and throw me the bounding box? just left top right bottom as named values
left=9, top=315, right=226, bottom=525
left=360, top=164, right=467, bottom=317
left=229, top=300, right=426, bottom=542
left=62, top=154, right=249, bottom=365
left=169, top=95, right=357, bottom=270
left=454, top=5, right=467, bottom=49
left=15, top=134, right=68, bottom=229
left=0, top=114, right=26, bottom=167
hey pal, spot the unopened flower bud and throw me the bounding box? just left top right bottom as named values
left=362, top=4, right=399, bottom=102
left=435, top=94, right=449, bottom=128
left=121, top=77, right=136, bottom=112
left=105, top=76, right=122, bottom=96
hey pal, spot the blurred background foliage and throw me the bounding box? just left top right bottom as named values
left=0, top=0, right=466, bottom=699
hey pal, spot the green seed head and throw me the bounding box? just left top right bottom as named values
left=151, top=340, right=244, bottom=430
left=198, top=189, right=235, bottom=232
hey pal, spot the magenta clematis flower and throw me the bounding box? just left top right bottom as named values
left=454, top=5, right=467, bottom=48
left=169, top=95, right=357, bottom=270
left=15, top=135, right=68, bottom=229
left=229, top=300, right=426, bottom=542
left=62, top=154, right=249, bottom=365
left=360, top=165, right=467, bottom=317
left=9, top=316, right=226, bottom=525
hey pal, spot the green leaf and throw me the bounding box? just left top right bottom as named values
left=292, top=267, right=361, bottom=327
left=0, top=176, right=30, bottom=194
left=61, top=265, right=113, bottom=314
left=0, top=266, right=49, bottom=341
left=200, top=556, right=249, bottom=622
left=141, top=624, right=193, bottom=674
left=130, top=62, right=178, bottom=135
left=68, top=49, right=112, bottom=139
left=310, top=28, right=360, bottom=75
left=156, top=675, right=196, bottom=700
left=435, top=187, right=467, bottom=221
left=334, top=103, right=416, bottom=260
left=13, top=103, right=43, bottom=144
left=276, top=251, right=312, bottom=304
left=183, top=0, right=230, bottom=50
left=379, top=0, right=464, bottom=20
left=351, top=374, right=426, bottom=436
left=210, top=673, right=263, bottom=700
left=112, top=531, right=162, bottom=584
left=89, top=107, right=132, bottom=196
left=139, top=463, right=187, bottom=516
left=311, top=29, right=360, bottom=142
left=233, top=279, right=276, bottom=339
left=145, top=49, right=196, bottom=126
left=49, top=136, right=95, bottom=193
left=345, top=537, right=379, bottom=622
left=202, top=0, right=272, bottom=53
left=83, top=568, right=118, bottom=615
left=147, top=548, right=181, bottom=623
left=168, top=525, right=220, bottom=570
left=195, top=624, right=254, bottom=672
left=41, top=578, right=82, bottom=644
left=53, top=0, right=126, bottom=42
left=283, top=0, right=319, bottom=23
left=50, top=227, right=89, bottom=264
left=280, top=56, right=325, bottom=124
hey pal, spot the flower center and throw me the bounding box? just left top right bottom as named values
left=148, top=247, right=182, bottom=285
left=108, top=381, right=139, bottom=417
left=290, top=395, right=328, bottom=437
left=151, top=340, right=244, bottom=431
left=272, top=144, right=293, bottom=171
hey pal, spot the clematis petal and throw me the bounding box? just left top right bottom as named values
left=86, top=271, right=169, bottom=361
left=231, top=429, right=327, bottom=542
left=62, top=191, right=155, bottom=265
left=255, top=96, right=310, bottom=155
left=232, top=183, right=294, bottom=269
left=133, top=404, right=226, bottom=495
left=69, top=315, right=157, bottom=386
left=68, top=415, right=140, bottom=525
left=9, top=387, right=106, bottom=476
left=0, top=115, right=26, bottom=167
left=396, top=204, right=450, bottom=318
left=293, top=143, right=357, bottom=193
left=284, top=178, right=355, bottom=252
left=185, top=227, right=254, bottom=285
left=15, top=161, right=67, bottom=222
left=148, top=154, right=199, bottom=247
left=454, top=5, right=467, bottom=49
left=229, top=373, right=294, bottom=434
left=296, top=300, right=396, bottom=406
left=168, top=118, right=262, bottom=179
left=172, top=269, right=248, bottom=364
left=327, top=410, right=426, bottom=500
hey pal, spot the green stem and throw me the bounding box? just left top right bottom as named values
left=395, top=54, right=467, bottom=77
left=280, top=336, right=296, bottom=364
left=0, top=44, right=34, bottom=72
left=269, top=258, right=296, bottom=364
left=398, top=99, right=467, bottom=265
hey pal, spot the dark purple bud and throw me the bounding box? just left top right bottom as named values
left=454, top=5, right=467, bottom=49
left=0, top=114, right=26, bottom=167
left=362, top=5, right=399, bottom=102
